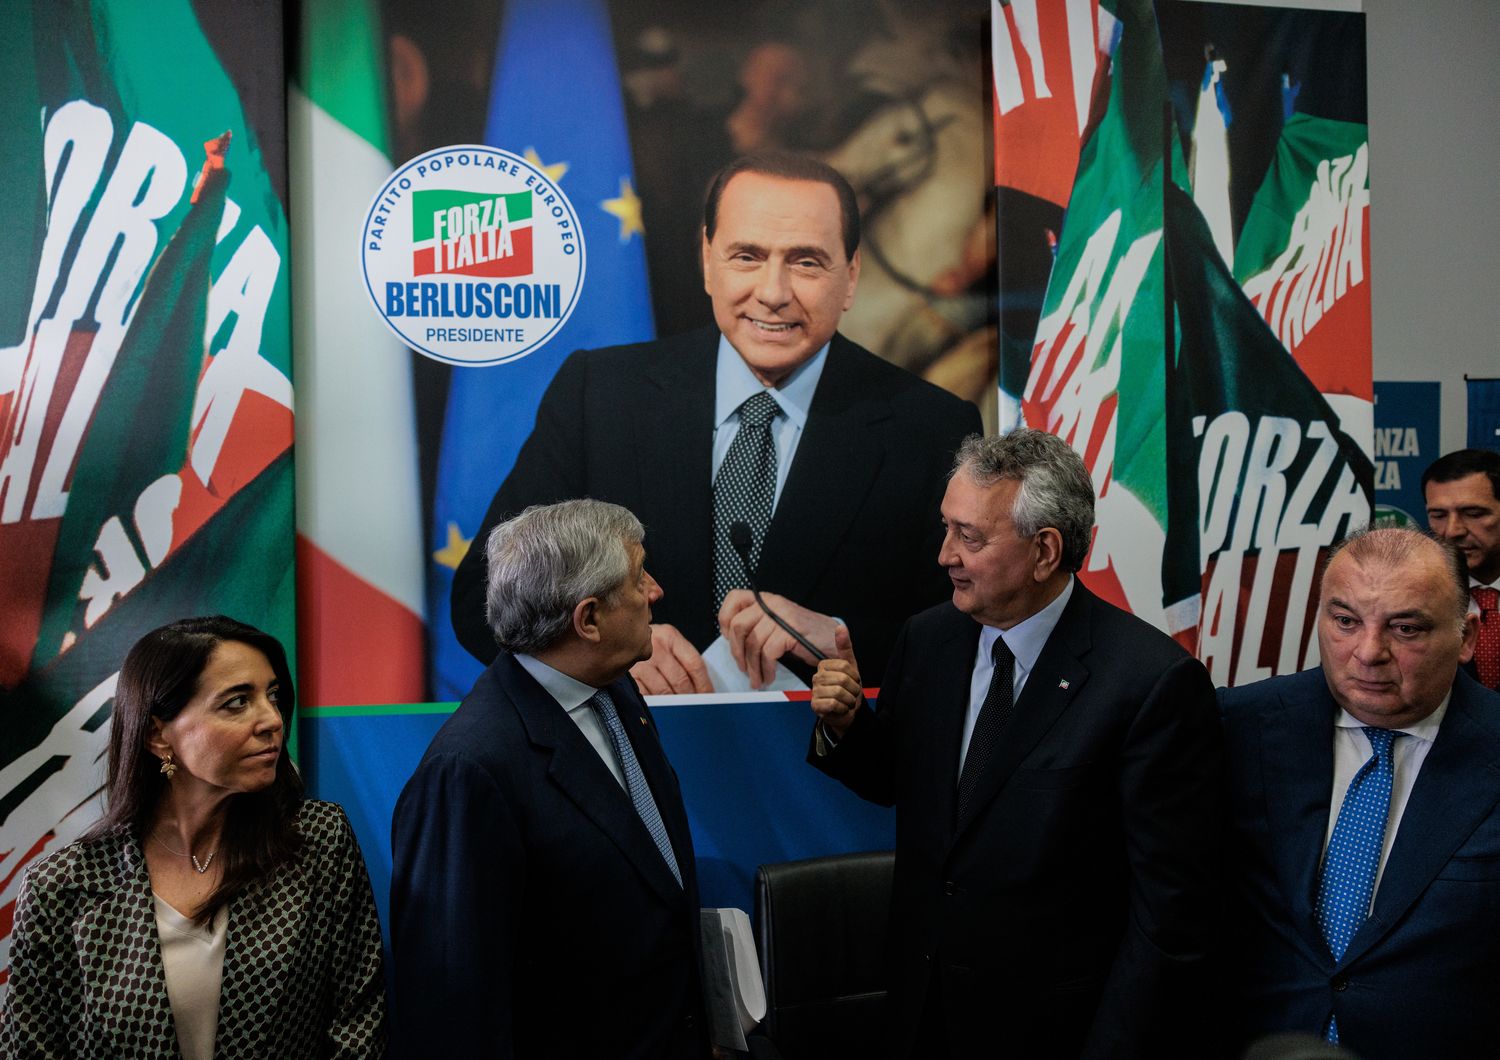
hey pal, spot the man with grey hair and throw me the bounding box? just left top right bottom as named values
left=809, top=428, right=1223, bottom=1058
left=1220, top=526, right=1499, bottom=1060
left=391, top=499, right=709, bottom=1059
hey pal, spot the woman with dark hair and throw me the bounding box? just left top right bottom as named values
left=1, top=616, right=388, bottom=1059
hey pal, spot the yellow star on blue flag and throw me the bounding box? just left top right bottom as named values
left=524, top=147, right=568, bottom=182
left=602, top=177, right=645, bottom=242
left=433, top=522, right=471, bottom=570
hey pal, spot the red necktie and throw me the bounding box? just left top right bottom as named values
left=1474, top=586, right=1500, bottom=691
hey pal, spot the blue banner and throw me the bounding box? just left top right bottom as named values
left=301, top=694, right=894, bottom=952
left=1373, top=381, right=1441, bottom=526
left=1468, top=377, right=1500, bottom=452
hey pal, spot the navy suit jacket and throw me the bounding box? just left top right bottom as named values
left=389, top=654, right=707, bottom=1059
left=450, top=327, right=981, bottom=686
left=1219, top=667, right=1500, bottom=1059
left=811, top=586, right=1224, bottom=1059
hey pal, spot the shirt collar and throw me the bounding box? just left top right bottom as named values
left=1470, top=574, right=1499, bottom=591
left=1333, top=690, right=1451, bottom=745
left=713, top=332, right=829, bottom=431
left=978, top=576, right=1075, bottom=676
left=514, top=653, right=599, bottom=714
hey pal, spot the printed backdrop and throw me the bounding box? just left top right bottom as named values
left=0, top=0, right=1377, bottom=961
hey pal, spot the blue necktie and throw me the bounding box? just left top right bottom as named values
left=1315, top=726, right=1402, bottom=1042
left=591, top=690, right=682, bottom=887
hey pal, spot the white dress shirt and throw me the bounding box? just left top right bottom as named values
left=711, top=334, right=831, bottom=510
left=957, top=578, right=1075, bottom=777
left=515, top=654, right=626, bottom=791
left=1322, top=695, right=1449, bottom=911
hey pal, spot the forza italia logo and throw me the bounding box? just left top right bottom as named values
left=361, top=145, right=585, bottom=366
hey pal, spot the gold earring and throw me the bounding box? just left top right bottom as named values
left=159, top=752, right=177, bottom=779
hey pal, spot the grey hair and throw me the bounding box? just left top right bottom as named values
left=1324, top=526, right=1470, bottom=635
left=951, top=429, right=1096, bottom=572
left=484, top=499, right=646, bottom=654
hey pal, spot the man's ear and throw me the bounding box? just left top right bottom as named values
left=145, top=717, right=172, bottom=760
left=573, top=596, right=604, bottom=644
left=1458, top=610, right=1480, bottom=665
left=1032, top=527, right=1065, bottom=582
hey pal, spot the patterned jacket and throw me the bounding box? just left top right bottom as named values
left=0, top=800, right=388, bottom=1059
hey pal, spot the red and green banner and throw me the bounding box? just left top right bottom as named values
left=0, top=0, right=293, bottom=974
left=1007, top=0, right=1373, bottom=683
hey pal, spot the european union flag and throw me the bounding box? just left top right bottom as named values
left=427, top=0, right=655, bottom=698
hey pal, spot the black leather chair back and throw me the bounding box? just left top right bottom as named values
left=749, top=850, right=895, bottom=1060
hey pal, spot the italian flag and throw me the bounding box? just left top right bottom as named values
left=290, top=0, right=425, bottom=706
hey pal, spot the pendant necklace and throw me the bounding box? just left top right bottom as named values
left=153, top=832, right=217, bottom=874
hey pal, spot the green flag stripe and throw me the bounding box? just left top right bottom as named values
left=296, top=0, right=387, bottom=154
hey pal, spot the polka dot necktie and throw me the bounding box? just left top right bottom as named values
left=590, top=690, right=682, bottom=887
left=1315, top=726, right=1402, bottom=1043
left=956, top=636, right=1015, bottom=826
left=712, top=391, right=780, bottom=617
left=1473, top=587, right=1499, bottom=690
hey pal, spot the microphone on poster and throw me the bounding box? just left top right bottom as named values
left=729, top=520, right=829, bottom=663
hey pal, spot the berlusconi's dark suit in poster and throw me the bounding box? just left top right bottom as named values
left=451, top=327, right=981, bottom=686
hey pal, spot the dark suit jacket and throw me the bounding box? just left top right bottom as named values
left=389, top=653, right=708, bottom=1059
left=450, top=328, right=982, bottom=686
left=1219, top=667, right=1500, bottom=1060
left=811, top=585, right=1224, bottom=1059
left=0, top=801, right=388, bottom=1059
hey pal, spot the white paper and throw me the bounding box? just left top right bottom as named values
left=701, top=636, right=808, bottom=693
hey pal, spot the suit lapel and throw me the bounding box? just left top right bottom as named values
left=215, top=852, right=308, bottom=1057
left=759, top=334, right=887, bottom=600
left=918, top=609, right=982, bottom=841
left=77, top=835, right=177, bottom=1056
left=636, top=331, right=717, bottom=640
left=502, top=658, right=686, bottom=907
left=949, top=585, right=1093, bottom=845
left=1258, top=670, right=1338, bottom=963
left=1341, top=675, right=1500, bottom=967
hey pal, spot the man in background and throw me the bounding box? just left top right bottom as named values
left=1423, top=447, right=1500, bottom=689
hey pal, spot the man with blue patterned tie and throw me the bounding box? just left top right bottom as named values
left=391, top=499, right=708, bottom=1059
left=1220, top=526, right=1500, bottom=1059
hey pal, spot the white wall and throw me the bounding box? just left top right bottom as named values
left=1365, top=0, right=1500, bottom=453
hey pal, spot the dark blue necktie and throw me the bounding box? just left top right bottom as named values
left=956, top=635, right=1015, bottom=825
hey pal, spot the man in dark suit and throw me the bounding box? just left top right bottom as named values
left=452, top=152, right=981, bottom=692
left=1219, top=527, right=1498, bottom=1060
left=392, top=499, right=708, bottom=1059
left=808, top=429, right=1223, bottom=1059
left=1422, top=447, right=1500, bottom=690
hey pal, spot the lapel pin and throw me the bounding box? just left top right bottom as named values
left=639, top=716, right=648, bottom=726
left=1058, top=679, right=1071, bottom=690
